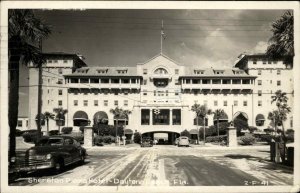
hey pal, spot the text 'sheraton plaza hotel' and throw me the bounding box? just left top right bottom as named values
left=27, top=51, right=294, bottom=139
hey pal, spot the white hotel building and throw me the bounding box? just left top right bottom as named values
left=28, top=52, right=294, bottom=141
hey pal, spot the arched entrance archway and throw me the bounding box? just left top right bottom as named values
left=142, top=131, right=180, bottom=145
left=93, top=111, right=108, bottom=125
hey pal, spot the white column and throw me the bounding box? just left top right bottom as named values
left=149, top=109, right=152, bottom=125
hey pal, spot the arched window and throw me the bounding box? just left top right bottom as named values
left=154, top=68, right=168, bottom=74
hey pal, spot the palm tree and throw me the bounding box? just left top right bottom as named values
left=110, top=107, right=131, bottom=144
left=8, top=10, right=50, bottom=158
left=266, top=11, right=294, bottom=66
left=43, top=111, right=55, bottom=136
left=213, top=109, right=226, bottom=138
left=191, top=103, right=212, bottom=145
left=267, top=110, right=281, bottom=132
left=53, top=108, right=68, bottom=133
left=271, top=90, right=291, bottom=133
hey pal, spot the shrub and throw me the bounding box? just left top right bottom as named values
left=79, top=127, right=85, bottom=134
left=94, top=135, right=103, bottom=146
left=206, top=135, right=227, bottom=143
left=49, top=130, right=59, bottom=136
left=133, top=132, right=141, bottom=144
left=239, top=135, right=256, bottom=145
left=180, top=129, right=191, bottom=138
left=249, top=126, right=258, bottom=133
left=61, top=127, right=73, bottom=134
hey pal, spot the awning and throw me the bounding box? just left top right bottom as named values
left=73, top=111, right=89, bottom=121
left=256, top=114, right=265, bottom=121
left=213, top=113, right=228, bottom=121
left=124, top=129, right=133, bottom=135
left=189, top=129, right=198, bottom=135
left=94, top=111, right=108, bottom=123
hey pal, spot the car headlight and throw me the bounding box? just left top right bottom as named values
left=10, top=157, right=16, bottom=163
left=46, top=154, right=52, bottom=160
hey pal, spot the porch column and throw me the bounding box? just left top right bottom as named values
left=149, top=108, right=153, bottom=125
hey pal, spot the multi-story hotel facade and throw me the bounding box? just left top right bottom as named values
left=28, top=52, right=294, bottom=141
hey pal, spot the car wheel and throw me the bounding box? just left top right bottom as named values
left=52, top=159, right=64, bottom=174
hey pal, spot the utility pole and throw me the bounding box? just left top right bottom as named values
left=37, top=38, right=43, bottom=140
left=160, top=20, right=164, bottom=54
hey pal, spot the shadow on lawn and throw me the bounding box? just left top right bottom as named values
left=224, top=154, right=263, bottom=161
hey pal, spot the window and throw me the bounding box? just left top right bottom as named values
left=234, top=100, right=238, bottom=106
left=172, top=109, right=181, bottom=125
left=114, top=100, right=118, bottom=106
left=263, top=60, right=267, bottom=64
left=268, top=61, right=272, bottom=64
left=258, top=80, right=262, bottom=86
left=143, top=90, right=147, bottom=96
left=83, top=100, right=88, bottom=106
left=57, top=79, right=63, bottom=84
left=253, top=60, right=257, bottom=64
left=124, top=100, right=128, bottom=106
left=131, top=79, right=136, bottom=83
left=94, top=100, right=98, bottom=106
left=141, top=109, right=150, bottom=125
left=143, top=69, right=147, bottom=75
left=58, top=68, right=63, bottom=74
left=258, top=90, right=262, bottom=96
left=53, top=60, right=58, bottom=63
left=175, top=69, right=179, bottom=75
left=243, top=101, right=247, bottom=106
left=58, top=89, right=63, bottom=95
left=223, top=101, right=227, bottom=106
left=186, top=79, right=191, bottom=84
left=74, top=100, right=78, bottom=106
left=277, top=80, right=281, bottom=86
left=258, top=70, right=262, bottom=75
left=63, top=60, right=68, bottom=63
left=143, top=80, right=147, bottom=85
left=258, top=100, right=262, bottom=107
left=277, top=69, right=281, bottom=75
left=214, top=101, right=218, bottom=106
left=153, top=109, right=170, bottom=125
left=104, top=100, right=108, bottom=106
left=58, top=100, right=62, bottom=106
left=48, top=60, right=52, bottom=63
left=17, top=120, right=22, bottom=127
left=154, top=68, right=168, bottom=74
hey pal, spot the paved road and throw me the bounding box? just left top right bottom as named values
left=10, top=145, right=293, bottom=186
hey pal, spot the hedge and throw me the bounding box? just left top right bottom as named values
left=22, top=131, right=39, bottom=143
left=206, top=135, right=227, bottom=143
left=239, top=135, right=256, bottom=145
left=94, top=135, right=115, bottom=146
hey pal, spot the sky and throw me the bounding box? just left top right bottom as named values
left=18, top=9, right=288, bottom=116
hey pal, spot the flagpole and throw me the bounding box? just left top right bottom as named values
left=161, top=20, right=163, bottom=54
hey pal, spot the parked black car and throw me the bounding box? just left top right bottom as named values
left=9, top=135, right=87, bottom=174
left=141, top=137, right=153, bottom=147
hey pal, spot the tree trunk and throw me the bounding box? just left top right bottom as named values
left=8, top=37, right=22, bottom=159
left=46, top=118, right=49, bottom=136
left=217, top=119, right=220, bottom=138
left=196, top=116, right=199, bottom=144
left=203, top=117, right=206, bottom=145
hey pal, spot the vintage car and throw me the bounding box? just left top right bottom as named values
left=140, top=137, right=153, bottom=147
left=9, top=135, right=87, bottom=173
left=178, top=136, right=189, bottom=147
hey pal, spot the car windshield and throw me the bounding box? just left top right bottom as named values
left=36, top=138, right=64, bottom=146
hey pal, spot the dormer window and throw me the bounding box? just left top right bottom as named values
left=117, top=70, right=128, bottom=74
left=78, top=69, right=89, bottom=73
left=214, top=70, right=224, bottom=75
left=97, top=69, right=108, bottom=74
left=194, top=70, right=204, bottom=74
